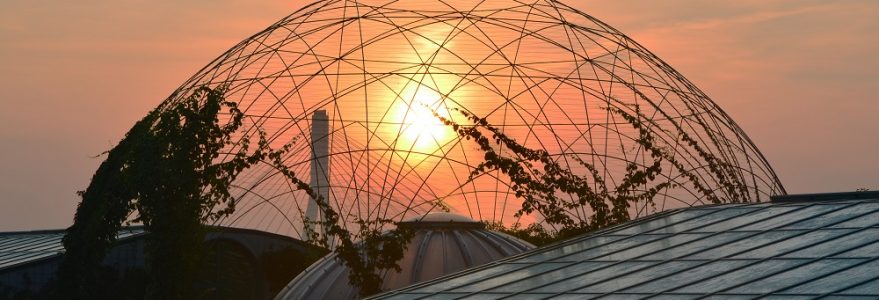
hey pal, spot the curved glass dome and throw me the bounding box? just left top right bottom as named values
left=275, top=213, right=535, bottom=299
left=155, top=0, right=785, bottom=237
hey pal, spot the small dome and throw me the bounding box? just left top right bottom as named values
left=400, top=212, right=481, bottom=225
left=275, top=213, right=534, bottom=299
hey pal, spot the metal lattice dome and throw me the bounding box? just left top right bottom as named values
left=155, top=0, right=785, bottom=237
left=274, top=213, right=535, bottom=299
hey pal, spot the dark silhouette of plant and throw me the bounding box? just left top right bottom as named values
left=434, top=108, right=664, bottom=236
left=59, top=86, right=278, bottom=299
left=59, top=84, right=415, bottom=299
left=436, top=105, right=747, bottom=241
left=483, top=221, right=555, bottom=247
left=266, top=153, right=415, bottom=297
left=608, top=104, right=750, bottom=204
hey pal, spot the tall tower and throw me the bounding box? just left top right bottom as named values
left=305, top=110, right=330, bottom=243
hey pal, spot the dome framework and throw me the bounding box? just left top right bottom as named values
left=156, top=0, right=785, bottom=238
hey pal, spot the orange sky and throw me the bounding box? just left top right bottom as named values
left=1, top=0, right=877, bottom=231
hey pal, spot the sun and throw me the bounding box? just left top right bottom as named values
left=392, top=84, right=451, bottom=152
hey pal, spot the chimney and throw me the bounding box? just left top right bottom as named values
left=305, top=110, right=330, bottom=245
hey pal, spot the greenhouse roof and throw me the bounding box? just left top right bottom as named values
left=374, top=191, right=879, bottom=299
left=0, top=227, right=144, bottom=271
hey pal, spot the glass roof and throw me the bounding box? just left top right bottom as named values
left=0, top=228, right=144, bottom=271
left=373, top=194, right=879, bottom=299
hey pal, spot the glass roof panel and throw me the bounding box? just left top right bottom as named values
left=0, top=228, right=143, bottom=272
left=727, top=259, right=863, bottom=294
left=647, top=208, right=760, bottom=234
left=757, top=296, right=814, bottom=300
left=576, top=261, right=702, bottom=293
left=732, top=229, right=852, bottom=259
left=448, top=262, right=573, bottom=293
left=611, top=209, right=713, bottom=235
left=736, top=204, right=842, bottom=231
left=379, top=293, right=432, bottom=300
left=593, top=294, right=656, bottom=300
left=409, top=263, right=530, bottom=293
left=781, top=203, right=879, bottom=229
left=639, top=232, right=751, bottom=260
left=551, top=234, right=669, bottom=262
left=672, top=259, right=805, bottom=293
left=456, top=293, right=505, bottom=300
left=692, top=206, right=799, bottom=233
left=513, top=235, right=625, bottom=263
left=499, top=293, right=571, bottom=300
left=837, top=239, right=879, bottom=258
left=781, top=259, right=879, bottom=294
left=526, top=261, right=658, bottom=293
left=0, top=252, right=55, bottom=269
left=838, top=277, right=879, bottom=295
left=701, top=295, right=756, bottom=300
left=784, top=228, right=879, bottom=258
left=830, top=209, right=879, bottom=228
left=625, top=260, right=751, bottom=293
left=649, top=295, right=701, bottom=300
left=821, top=296, right=879, bottom=300
left=596, top=233, right=707, bottom=261
left=417, top=294, right=464, bottom=300
left=685, top=230, right=797, bottom=260
left=0, top=235, right=61, bottom=251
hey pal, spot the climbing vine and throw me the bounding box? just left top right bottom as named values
left=267, top=152, right=414, bottom=297
left=436, top=104, right=747, bottom=240
left=60, top=84, right=418, bottom=299
left=58, top=86, right=278, bottom=299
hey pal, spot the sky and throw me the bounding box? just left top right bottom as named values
left=1, top=0, right=877, bottom=231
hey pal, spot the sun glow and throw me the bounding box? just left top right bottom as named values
left=392, top=84, right=452, bottom=152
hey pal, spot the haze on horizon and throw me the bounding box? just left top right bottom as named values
left=1, top=0, right=877, bottom=231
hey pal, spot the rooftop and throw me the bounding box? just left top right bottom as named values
left=0, top=227, right=144, bottom=272
left=374, top=191, right=879, bottom=299
left=277, top=213, right=534, bottom=299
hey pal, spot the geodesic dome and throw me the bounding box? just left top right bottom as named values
left=156, top=0, right=784, bottom=238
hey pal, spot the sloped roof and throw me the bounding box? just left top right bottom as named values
left=374, top=191, right=879, bottom=299
left=0, top=227, right=144, bottom=271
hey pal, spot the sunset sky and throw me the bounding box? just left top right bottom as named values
left=1, top=0, right=877, bottom=231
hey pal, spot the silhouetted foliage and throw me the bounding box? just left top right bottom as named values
left=267, top=154, right=415, bottom=297
left=436, top=105, right=746, bottom=241
left=59, top=86, right=279, bottom=299
left=58, top=84, right=415, bottom=299
left=435, top=108, right=664, bottom=236
left=483, top=221, right=556, bottom=247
